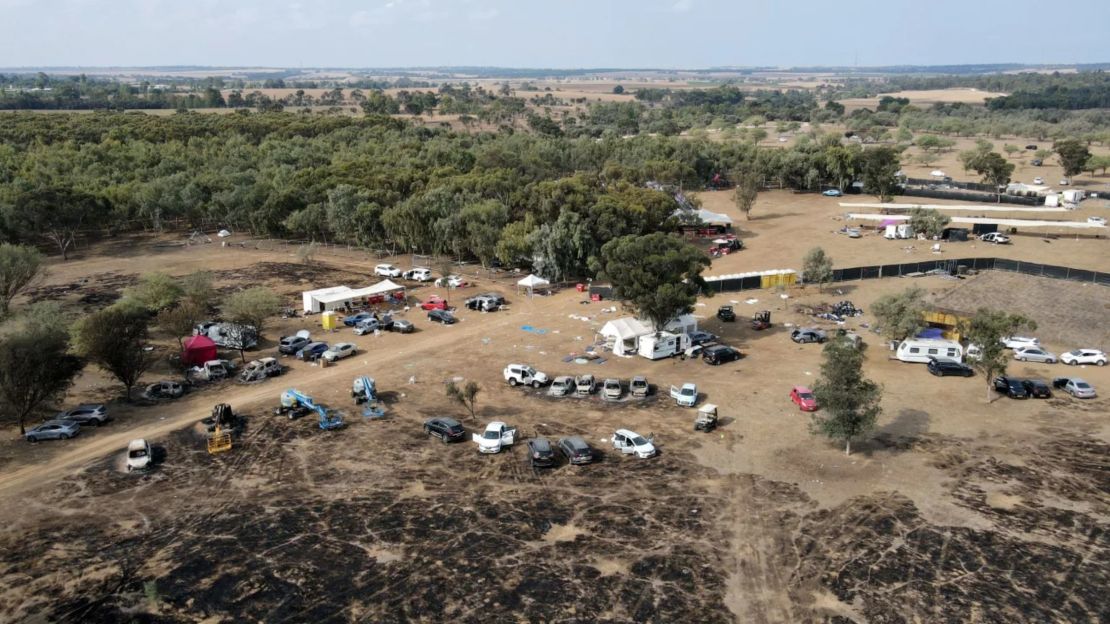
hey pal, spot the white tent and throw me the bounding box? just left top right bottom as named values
left=517, top=274, right=551, bottom=297
left=302, top=280, right=406, bottom=313
left=599, top=317, right=654, bottom=357
left=930, top=170, right=947, bottom=178
left=663, top=313, right=698, bottom=336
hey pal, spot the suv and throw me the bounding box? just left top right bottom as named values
left=791, top=328, right=827, bottom=344
left=424, top=417, right=466, bottom=443
left=1021, top=379, right=1052, bottom=398
left=126, top=439, right=152, bottom=472
left=558, top=436, right=594, bottom=465
left=56, top=404, right=110, bottom=426
left=402, top=267, right=432, bottom=282
left=611, top=429, right=656, bottom=459
left=703, top=345, right=741, bottom=365
left=716, top=306, right=736, bottom=322
left=374, top=264, right=402, bottom=278
left=527, top=437, right=557, bottom=468
left=353, top=319, right=380, bottom=335
left=504, top=364, right=549, bottom=388
left=279, top=335, right=310, bottom=355
left=1061, top=349, right=1107, bottom=366
left=993, top=375, right=1028, bottom=399
left=927, top=358, right=974, bottom=377
left=464, top=295, right=501, bottom=312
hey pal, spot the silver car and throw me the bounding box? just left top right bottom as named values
left=56, top=404, right=110, bottom=425
left=1013, top=346, right=1057, bottom=364
left=26, top=420, right=81, bottom=442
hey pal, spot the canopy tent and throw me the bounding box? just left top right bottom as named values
left=930, top=170, right=947, bottom=178
left=599, top=317, right=654, bottom=357
left=697, top=208, right=734, bottom=226
left=517, top=274, right=551, bottom=297
left=182, top=334, right=217, bottom=367
left=302, top=280, right=406, bottom=313
left=663, top=313, right=698, bottom=336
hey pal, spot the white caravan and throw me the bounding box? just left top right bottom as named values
left=896, top=338, right=963, bottom=364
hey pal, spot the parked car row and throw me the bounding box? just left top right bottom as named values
left=421, top=417, right=655, bottom=466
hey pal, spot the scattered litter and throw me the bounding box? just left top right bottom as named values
left=695, top=303, right=706, bottom=307
left=780, top=294, right=790, bottom=300
left=562, top=356, right=576, bottom=362
left=574, top=358, right=589, bottom=365
left=729, top=299, right=739, bottom=304
left=599, top=437, right=609, bottom=443
left=538, top=351, right=546, bottom=355
left=450, top=376, right=464, bottom=383
left=574, top=336, right=583, bottom=341
left=552, top=330, right=560, bottom=334
left=481, top=337, right=491, bottom=345
left=593, top=358, right=607, bottom=365
left=745, top=298, right=758, bottom=304
left=804, top=371, right=812, bottom=376
left=520, top=325, right=548, bottom=335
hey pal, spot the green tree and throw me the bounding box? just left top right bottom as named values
left=1053, top=139, right=1091, bottom=178
left=595, top=233, right=709, bottom=331
left=802, top=247, right=833, bottom=290
left=222, top=286, right=281, bottom=338
left=72, top=302, right=153, bottom=400
left=612, top=85, right=625, bottom=95
left=859, top=146, right=900, bottom=202
left=870, top=287, right=927, bottom=343
left=1002, top=144, right=1019, bottom=158
left=0, top=243, right=44, bottom=318
left=157, top=299, right=206, bottom=351
left=0, top=304, right=84, bottom=434
left=122, top=272, right=183, bottom=312
left=977, top=152, right=1016, bottom=201
left=496, top=216, right=536, bottom=268
left=810, top=338, right=882, bottom=455
left=961, top=309, right=1036, bottom=402
left=461, top=200, right=510, bottom=269
left=1034, top=148, right=1053, bottom=161
left=446, top=380, right=481, bottom=420
left=908, top=208, right=951, bottom=238
left=180, top=271, right=215, bottom=310
left=731, top=171, right=761, bottom=220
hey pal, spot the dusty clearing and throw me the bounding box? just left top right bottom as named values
left=0, top=203, right=1107, bottom=621
left=839, top=88, right=1009, bottom=112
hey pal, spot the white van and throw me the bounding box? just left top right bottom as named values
left=638, top=331, right=690, bottom=360
left=896, top=339, right=963, bottom=364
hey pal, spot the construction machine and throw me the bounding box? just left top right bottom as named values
left=204, top=403, right=235, bottom=454
left=751, top=310, right=771, bottom=331
left=352, top=376, right=385, bottom=419
left=276, top=389, right=343, bottom=430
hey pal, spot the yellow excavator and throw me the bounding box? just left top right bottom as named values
left=204, top=404, right=234, bottom=454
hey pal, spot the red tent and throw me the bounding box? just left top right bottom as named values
left=182, top=334, right=217, bottom=366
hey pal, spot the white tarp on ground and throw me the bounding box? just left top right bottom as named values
left=599, top=317, right=654, bottom=357
left=846, top=213, right=1107, bottom=230
left=302, top=280, right=406, bottom=313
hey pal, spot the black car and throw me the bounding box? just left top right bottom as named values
left=703, top=345, right=742, bottom=365
left=1031, top=158, right=1043, bottom=166
left=1021, top=379, right=1052, bottom=399
left=424, top=417, right=466, bottom=443
left=428, top=310, right=457, bottom=325
left=993, top=376, right=1028, bottom=399
left=927, top=358, right=974, bottom=377
left=716, top=305, right=736, bottom=322
left=558, top=436, right=594, bottom=465
left=527, top=437, right=557, bottom=468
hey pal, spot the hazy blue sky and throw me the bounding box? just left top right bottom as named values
left=1, top=0, right=1106, bottom=68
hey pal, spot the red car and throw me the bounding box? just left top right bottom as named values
left=790, top=386, right=818, bottom=411
left=420, top=296, right=448, bottom=311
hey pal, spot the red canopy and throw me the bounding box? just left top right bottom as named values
left=182, top=334, right=217, bottom=366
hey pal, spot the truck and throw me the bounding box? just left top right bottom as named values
left=638, top=331, right=690, bottom=360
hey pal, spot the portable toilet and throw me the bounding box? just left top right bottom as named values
left=321, top=310, right=338, bottom=331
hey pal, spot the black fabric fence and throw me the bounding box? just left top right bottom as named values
left=706, top=258, right=1109, bottom=292
left=900, top=187, right=1043, bottom=205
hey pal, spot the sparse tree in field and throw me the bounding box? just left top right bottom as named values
left=122, top=272, right=183, bottom=312
left=961, top=150, right=1015, bottom=201
left=1087, top=154, right=1110, bottom=175
left=297, top=241, right=319, bottom=265
left=0, top=243, right=44, bottom=318
left=810, top=337, right=882, bottom=456
left=1003, top=144, right=1019, bottom=158
left=446, top=380, right=481, bottom=420
left=1034, top=148, right=1053, bottom=161
left=595, top=233, right=709, bottom=332
left=612, top=85, right=624, bottom=94
left=859, top=146, right=900, bottom=202
left=749, top=128, right=768, bottom=143
left=0, top=304, right=84, bottom=434
left=222, top=287, right=281, bottom=339
left=1054, top=139, right=1091, bottom=179
left=916, top=152, right=938, bottom=167
left=908, top=208, right=951, bottom=238
left=731, top=171, right=761, bottom=220
left=974, top=138, right=994, bottom=152
left=870, top=287, right=927, bottom=344
left=157, top=300, right=207, bottom=351
left=72, top=301, right=154, bottom=401
left=180, top=271, right=215, bottom=310
left=802, top=247, right=833, bottom=291
left=961, top=309, right=1035, bottom=402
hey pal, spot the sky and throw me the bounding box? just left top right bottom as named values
left=0, top=0, right=1107, bottom=69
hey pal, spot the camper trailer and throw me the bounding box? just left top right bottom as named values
left=896, top=339, right=964, bottom=364
left=638, top=332, right=690, bottom=360
left=884, top=224, right=914, bottom=240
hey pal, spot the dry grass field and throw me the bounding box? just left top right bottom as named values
left=839, top=88, right=1009, bottom=112
left=0, top=185, right=1107, bottom=621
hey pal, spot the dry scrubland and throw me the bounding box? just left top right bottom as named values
left=0, top=187, right=1107, bottom=622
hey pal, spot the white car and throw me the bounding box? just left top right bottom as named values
left=353, top=319, right=380, bottom=335
left=980, top=232, right=1011, bottom=244
left=435, top=275, right=467, bottom=288
left=669, top=383, right=698, bottom=407
left=602, top=378, right=623, bottom=401
left=126, top=439, right=152, bottom=472
left=322, top=342, right=357, bottom=362
left=1088, top=216, right=1107, bottom=226
left=548, top=376, right=574, bottom=396
left=374, top=263, right=402, bottom=278
left=472, top=421, right=516, bottom=454
left=1033, top=177, right=1044, bottom=185
left=402, top=267, right=433, bottom=282
left=1061, top=349, right=1107, bottom=366
left=1013, top=346, right=1057, bottom=364
left=612, top=429, right=656, bottom=459
left=1059, top=179, right=1070, bottom=186
left=503, top=364, right=549, bottom=388
left=1001, top=336, right=1039, bottom=349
